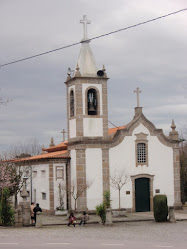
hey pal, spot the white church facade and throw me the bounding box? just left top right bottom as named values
left=15, top=16, right=181, bottom=213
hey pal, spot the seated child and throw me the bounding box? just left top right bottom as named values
left=68, top=212, right=76, bottom=227
left=79, top=211, right=89, bottom=225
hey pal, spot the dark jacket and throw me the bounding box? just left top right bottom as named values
left=33, top=204, right=42, bottom=221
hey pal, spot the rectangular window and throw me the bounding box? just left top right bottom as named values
left=33, top=171, right=37, bottom=178
left=137, top=143, right=146, bottom=163
left=41, top=170, right=46, bottom=178
left=56, top=166, right=64, bottom=180
left=42, top=192, right=46, bottom=200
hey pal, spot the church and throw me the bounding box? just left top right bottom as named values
left=16, top=15, right=182, bottom=213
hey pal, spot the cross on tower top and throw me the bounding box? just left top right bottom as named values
left=134, top=87, right=142, bottom=107
left=80, top=15, right=91, bottom=40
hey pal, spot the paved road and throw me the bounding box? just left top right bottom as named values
left=0, top=221, right=187, bottom=249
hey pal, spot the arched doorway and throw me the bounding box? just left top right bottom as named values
left=135, top=178, right=150, bottom=212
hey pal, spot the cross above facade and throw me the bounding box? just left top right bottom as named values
left=80, top=15, right=91, bottom=40
left=61, top=129, right=66, bottom=142
left=134, top=87, right=142, bottom=107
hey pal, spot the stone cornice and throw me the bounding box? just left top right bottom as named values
left=67, top=110, right=179, bottom=149
left=65, top=75, right=109, bottom=85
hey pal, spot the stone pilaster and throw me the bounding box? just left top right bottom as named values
left=75, top=80, right=83, bottom=137
left=102, top=148, right=110, bottom=193
left=66, top=161, right=71, bottom=210
left=49, top=163, right=54, bottom=214
left=173, top=146, right=182, bottom=209
left=76, top=149, right=87, bottom=210
left=102, top=80, right=109, bottom=139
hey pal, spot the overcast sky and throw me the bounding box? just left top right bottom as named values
left=0, top=0, right=187, bottom=152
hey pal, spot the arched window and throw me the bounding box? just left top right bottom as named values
left=137, top=143, right=146, bottom=163
left=70, top=90, right=74, bottom=117
left=87, top=88, right=97, bottom=115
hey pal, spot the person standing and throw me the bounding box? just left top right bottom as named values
left=30, top=202, right=35, bottom=226
left=33, top=203, right=42, bottom=223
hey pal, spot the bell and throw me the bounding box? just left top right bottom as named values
left=88, top=102, right=95, bottom=112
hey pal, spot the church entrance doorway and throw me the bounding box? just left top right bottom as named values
left=135, top=178, right=150, bottom=212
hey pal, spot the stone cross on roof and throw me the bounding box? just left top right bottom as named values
left=80, top=15, right=91, bottom=40
left=134, top=87, right=142, bottom=107
left=61, top=129, right=66, bottom=142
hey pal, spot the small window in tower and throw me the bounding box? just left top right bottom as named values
left=70, top=90, right=74, bottom=117
left=87, top=89, right=97, bottom=115
left=137, top=143, right=146, bottom=163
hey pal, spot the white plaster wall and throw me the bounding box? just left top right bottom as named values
left=70, top=150, right=77, bottom=209
left=18, top=164, right=50, bottom=210
left=86, top=148, right=103, bottom=210
left=53, top=163, right=67, bottom=210
left=83, top=118, right=103, bottom=137
left=109, top=123, right=174, bottom=209
left=69, top=119, right=76, bottom=138
left=82, top=84, right=102, bottom=115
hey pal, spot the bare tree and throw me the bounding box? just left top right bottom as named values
left=0, top=95, right=11, bottom=107
left=109, top=169, right=129, bottom=210
left=8, top=138, right=42, bottom=159
left=0, top=138, right=42, bottom=207
left=68, top=180, right=92, bottom=211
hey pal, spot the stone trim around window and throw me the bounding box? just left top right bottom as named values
left=135, top=132, right=149, bottom=167
left=56, top=166, right=64, bottom=180
left=85, top=86, right=100, bottom=117
left=70, top=89, right=75, bottom=118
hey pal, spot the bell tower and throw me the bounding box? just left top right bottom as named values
left=65, top=15, right=109, bottom=142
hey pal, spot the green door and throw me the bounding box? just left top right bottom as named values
left=135, top=178, right=150, bottom=212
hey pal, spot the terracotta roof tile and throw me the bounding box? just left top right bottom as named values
left=108, top=125, right=126, bottom=135
left=43, top=141, right=68, bottom=153
left=13, top=150, right=70, bottom=163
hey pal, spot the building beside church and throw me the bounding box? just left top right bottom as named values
left=15, top=16, right=181, bottom=213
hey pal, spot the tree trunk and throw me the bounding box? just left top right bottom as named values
left=74, top=199, right=77, bottom=211
left=119, top=189, right=121, bottom=210
left=14, top=192, right=18, bottom=208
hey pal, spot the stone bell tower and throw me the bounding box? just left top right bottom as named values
left=65, top=15, right=109, bottom=211
left=65, top=15, right=109, bottom=142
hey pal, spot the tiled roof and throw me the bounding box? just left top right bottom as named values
left=43, top=141, right=68, bottom=153
left=108, top=125, right=126, bottom=135
left=12, top=150, right=70, bottom=163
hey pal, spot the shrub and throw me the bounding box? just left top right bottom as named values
left=0, top=188, right=14, bottom=226
left=103, top=190, right=111, bottom=209
left=153, top=195, right=168, bottom=222
left=96, top=203, right=106, bottom=224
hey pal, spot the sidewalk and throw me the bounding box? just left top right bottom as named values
left=41, top=207, right=187, bottom=226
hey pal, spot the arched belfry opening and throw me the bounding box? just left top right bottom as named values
left=70, top=90, right=74, bottom=117
left=87, top=88, right=97, bottom=115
